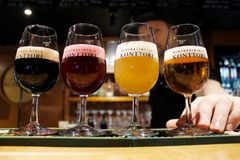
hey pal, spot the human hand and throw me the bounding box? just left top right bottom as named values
left=166, top=93, right=240, bottom=133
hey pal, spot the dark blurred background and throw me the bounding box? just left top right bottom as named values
left=0, top=0, right=240, bottom=44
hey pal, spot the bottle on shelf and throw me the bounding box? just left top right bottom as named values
left=114, top=83, right=120, bottom=96
left=100, top=113, right=108, bottom=129
left=107, top=110, right=113, bottom=129
left=230, top=58, right=237, bottom=81
left=106, top=78, right=114, bottom=97
left=141, top=104, right=152, bottom=128
left=87, top=112, right=94, bottom=128
left=221, top=58, right=232, bottom=94
left=237, top=59, right=240, bottom=78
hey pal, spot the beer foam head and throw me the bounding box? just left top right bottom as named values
left=16, top=46, right=59, bottom=62
left=63, top=44, right=105, bottom=60
left=115, top=41, right=158, bottom=60
left=164, top=45, right=208, bottom=61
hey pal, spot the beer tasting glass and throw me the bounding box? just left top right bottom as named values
left=11, top=24, right=59, bottom=136
left=61, top=23, right=106, bottom=136
left=164, top=23, right=210, bottom=136
left=114, top=22, right=159, bottom=136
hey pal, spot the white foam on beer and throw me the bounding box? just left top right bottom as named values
left=115, top=41, right=158, bottom=60
left=16, top=46, right=59, bottom=62
left=63, top=44, right=105, bottom=59
left=164, top=45, right=208, bottom=61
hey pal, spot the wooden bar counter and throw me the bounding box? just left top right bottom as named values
left=0, top=143, right=240, bottom=160
left=0, top=129, right=240, bottom=160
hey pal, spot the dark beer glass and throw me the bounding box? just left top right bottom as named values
left=164, top=23, right=210, bottom=136
left=11, top=24, right=59, bottom=136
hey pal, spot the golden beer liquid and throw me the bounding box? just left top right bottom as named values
left=164, top=57, right=209, bottom=95
left=114, top=56, right=159, bottom=94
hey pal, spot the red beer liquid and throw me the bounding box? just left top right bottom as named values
left=61, top=56, right=106, bottom=95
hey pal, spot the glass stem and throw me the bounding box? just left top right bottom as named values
left=131, top=96, right=140, bottom=126
left=77, top=95, right=88, bottom=124
left=30, top=94, right=40, bottom=126
left=184, top=95, right=193, bottom=124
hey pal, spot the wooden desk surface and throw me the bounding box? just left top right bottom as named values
left=0, top=143, right=239, bottom=160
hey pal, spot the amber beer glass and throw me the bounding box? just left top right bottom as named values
left=164, top=23, right=209, bottom=136
left=114, top=22, right=159, bottom=136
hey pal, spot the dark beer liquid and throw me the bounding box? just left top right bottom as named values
left=164, top=57, right=209, bottom=95
left=14, top=58, right=59, bottom=94
left=61, top=56, right=106, bottom=95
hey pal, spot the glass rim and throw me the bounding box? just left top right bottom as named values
left=69, top=22, right=101, bottom=37
left=25, top=24, right=57, bottom=38
left=121, top=22, right=152, bottom=37
left=169, top=23, right=200, bottom=37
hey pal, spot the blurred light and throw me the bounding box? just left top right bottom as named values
left=24, top=9, right=32, bottom=16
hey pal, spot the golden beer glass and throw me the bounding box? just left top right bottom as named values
left=164, top=23, right=210, bottom=136
left=114, top=22, right=159, bottom=137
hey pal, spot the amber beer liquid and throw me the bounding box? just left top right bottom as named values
left=114, top=41, right=159, bottom=94
left=164, top=46, right=209, bottom=95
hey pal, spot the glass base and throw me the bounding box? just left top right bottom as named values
left=8, top=124, right=57, bottom=136
left=168, top=123, right=211, bottom=136
left=59, top=123, right=101, bottom=137
left=114, top=124, right=156, bottom=137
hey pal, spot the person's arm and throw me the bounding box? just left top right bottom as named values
left=195, top=79, right=229, bottom=97
left=167, top=79, right=240, bottom=133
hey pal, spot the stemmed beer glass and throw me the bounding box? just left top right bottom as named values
left=164, top=23, right=210, bottom=136
left=61, top=23, right=106, bottom=136
left=114, top=22, right=159, bottom=136
left=11, top=24, right=59, bottom=136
